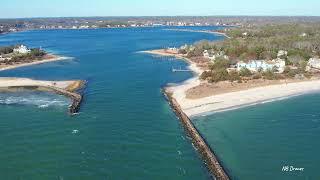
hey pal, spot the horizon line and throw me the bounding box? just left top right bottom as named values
left=1, top=15, right=320, bottom=20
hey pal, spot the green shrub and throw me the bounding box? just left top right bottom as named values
left=239, top=67, right=252, bottom=77
left=228, top=70, right=241, bottom=82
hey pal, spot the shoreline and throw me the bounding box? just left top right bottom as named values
left=0, top=78, right=85, bottom=114
left=164, top=29, right=231, bottom=39
left=144, top=49, right=320, bottom=117
left=0, top=54, right=71, bottom=72
left=172, top=79, right=320, bottom=117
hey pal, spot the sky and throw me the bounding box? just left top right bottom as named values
left=1, top=0, right=319, bottom=18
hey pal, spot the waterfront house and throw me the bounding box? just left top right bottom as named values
left=203, top=50, right=229, bottom=61
left=203, top=50, right=210, bottom=58
left=237, top=59, right=286, bottom=73
left=277, top=50, right=288, bottom=58
left=300, top=33, right=308, bottom=37
left=272, top=58, right=286, bottom=73
left=13, top=45, right=31, bottom=54
left=307, top=58, right=320, bottom=70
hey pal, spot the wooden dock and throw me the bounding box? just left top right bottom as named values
left=172, top=68, right=192, bottom=72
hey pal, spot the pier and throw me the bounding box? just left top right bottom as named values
left=163, top=89, right=230, bottom=180
left=172, top=67, right=192, bottom=72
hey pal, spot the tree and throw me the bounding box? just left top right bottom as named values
left=200, top=71, right=211, bottom=80
left=209, top=58, right=230, bottom=71
left=239, top=67, right=252, bottom=77
left=178, top=49, right=187, bottom=54
left=30, top=48, right=46, bottom=57
left=228, top=70, right=240, bottom=82
left=210, top=69, right=229, bottom=83
left=263, top=69, right=277, bottom=80
left=0, top=46, right=14, bottom=54
left=298, top=60, right=308, bottom=73
left=255, top=46, right=265, bottom=59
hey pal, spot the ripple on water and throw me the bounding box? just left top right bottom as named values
left=0, top=91, right=70, bottom=109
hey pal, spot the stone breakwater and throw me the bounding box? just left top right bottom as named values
left=163, top=89, right=229, bottom=180
left=50, top=85, right=84, bottom=114
left=0, top=78, right=86, bottom=115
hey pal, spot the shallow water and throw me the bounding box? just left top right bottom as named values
left=0, top=27, right=223, bottom=180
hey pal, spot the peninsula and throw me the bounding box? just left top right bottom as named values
left=0, top=44, right=85, bottom=114
left=0, top=45, right=69, bottom=71
left=146, top=23, right=320, bottom=117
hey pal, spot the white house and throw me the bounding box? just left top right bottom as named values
left=13, top=45, right=31, bottom=54
left=271, top=58, right=286, bottom=73
left=203, top=50, right=210, bottom=58
left=242, top=32, right=248, bottom=36
left=300, top=33, right=308, bottom=37
left=277, top=50, right=288, bottom=58
left=203, top=50, right=229, bottom=61
left=237, top=59, right=286, bottom=73
left=307, top=58, right=320, bottom=70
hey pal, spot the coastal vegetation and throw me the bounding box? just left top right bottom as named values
left=179, top=24, right=320, bottom=83
left=0, top=45, right=47, bottom=66
left=190, top=24, right=320, bottom=61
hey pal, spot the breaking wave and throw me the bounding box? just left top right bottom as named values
left=0, top=91, right=70, bottom=109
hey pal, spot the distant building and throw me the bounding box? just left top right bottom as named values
left=237, top=59, right=286, bottom=73
left=80, top=25, right=88, bottom=29
left=272, top=58, right=286, bottom=73
left=300, top=33, right=308, bottom=37
left=13, top=45, right=31, bottom=54
left=203, top=50, right=228, bottom=61
left=203, top=50, right=210, bottom=59
left=277, top=50, right=288, bottom=58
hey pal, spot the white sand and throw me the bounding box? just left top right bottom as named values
left=0, top=55, right=70, bottom=72
left=0, top=77, right=75, bottom=90
left=168, top=76, right=320, bottom=117
left=145, top=49, right=320, bottom=117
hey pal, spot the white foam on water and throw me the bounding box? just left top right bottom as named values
left=0, top=91, right=70, bottom=109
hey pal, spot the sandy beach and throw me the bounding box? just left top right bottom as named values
left=164, top=29, right=231, bottom=39
left=0, top=55, right=70, bottom=72
left=0, top=77, right=82, bottom=91
left=145, top=49, right=320, bottom=117
left=168, top=79, right=320, bottom=117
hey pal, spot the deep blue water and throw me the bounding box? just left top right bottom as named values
left=0, top=27, right=223, bottom=179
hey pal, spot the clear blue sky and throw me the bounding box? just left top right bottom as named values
left=1, top=0, right=319, bottom=18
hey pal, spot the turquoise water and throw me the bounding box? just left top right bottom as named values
left=0, top=27, right=223, bottom=179
left=1, top=27, right=318, bottom=180
left=193, top=94, right=320, bottom=180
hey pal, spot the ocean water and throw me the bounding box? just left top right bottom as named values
left=193, top=93, right=320, bottom=180
left=0, top=27, right=223, bottom=179
left=1, top=26, right=318, bottom=180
